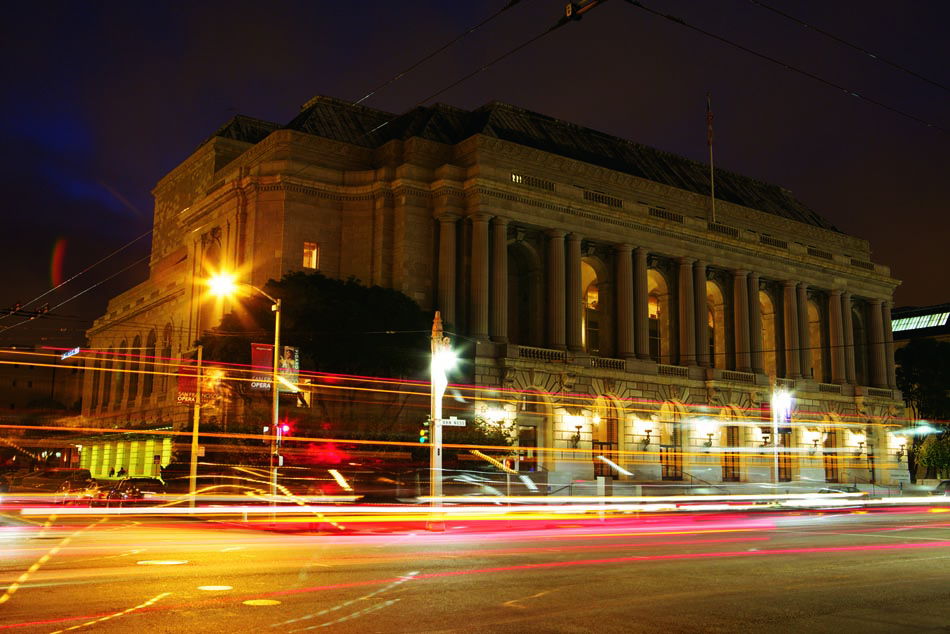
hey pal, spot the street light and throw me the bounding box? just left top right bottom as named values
left=771, top=388, right=793, bottom=485
left=429, top=311, right=455, bottom=522
left=207, top=273, right=282, bottom=500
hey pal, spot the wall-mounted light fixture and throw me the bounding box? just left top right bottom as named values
left=641, top=429, right=652, bottom=450
left=703, top=432, right=715, bottom=448
left=896, top=444, right=906, bottom=463
left=761, top=431, right=772, bottom=447
left=809, top=438, right=820, bottom=455
left=570, top=424, right=583, bottom=449
left=853, top=441, right=865, bottom=457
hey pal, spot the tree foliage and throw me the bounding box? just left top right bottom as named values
left=895, top=338, right=950, bottom=421
left=197, top=272, right=434, bottom=439
left=918, top=435, right=950, bottom=479
left=199, top=271, right=432, bottom=378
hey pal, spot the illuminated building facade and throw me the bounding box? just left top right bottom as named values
left=82, top=96, right=908, bottom=487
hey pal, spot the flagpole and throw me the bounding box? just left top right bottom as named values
left=706, top=93, right=716, bottom=224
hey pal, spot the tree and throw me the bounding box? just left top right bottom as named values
left=917, top=435, right=950, bottom=479
left=198, top=272, right=433, bottom=438
left=895, top=338, right=950, bottom=480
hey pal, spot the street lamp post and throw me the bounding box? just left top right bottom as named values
left=188, top=343, right=202, bottom=507
left=429, top=312, right=453, bottom=520
left=207, top=274, right=282, bottom=499
left=771, top=388, right=792, bottom=486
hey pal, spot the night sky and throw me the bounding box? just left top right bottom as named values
left=1, top=1, right=946, bottom=348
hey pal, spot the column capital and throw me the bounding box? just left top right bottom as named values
left=468, top=211, right=493, bottom=223
left=733, top=268, right=748, bottom=278
left=868, top=298, right=883, bottom=307
left=678, top=256, right=695, bottom=266
left=830, top=288, right=842, bottom=298
left=615, top=243, right=633, bottom=254
left=546, top=228, right=567, bottom=239
left=492, top=215, right=510, bottom=227
left=783, top=279, right=798, bottom=288
left=436, top=211, right=460, bottom=223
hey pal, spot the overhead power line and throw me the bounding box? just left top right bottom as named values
left=624, top=0, right=947, bottom=133
left=749, top=0, right=949, bottom=93
left=354, top=0, right=528, bottom=106
left=0, top=229, right=152, bottom=326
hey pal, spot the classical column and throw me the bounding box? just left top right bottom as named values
left=678, top=257, right=695, bottom=366
left=748, top=272, right=763, bottom=373
left=783, top=281, right=801, bottom=379
left=828, top=290, right=847, bottom=384
left=882, top=301, right=897, bottom=389
left=693, top=260, right=709, bottom=367
left=841, top=291, right=856, bottom=384
left=436, top=213, right=459, bottom=327
left=566, top=234, right=584, bottom=352
left=546, top=230, right=567, bottom=350
left=490, top=216, right=509, bottom=343
left=734, top=270, right=751, bottom=372
left=634, top=247, right=650, bottom=360
left=615, top=244, right=634, bottom=359
left=868, top=298, right=887, bottom=388
left=470, top=212, right=492, bottom=342
left=797, top=283, right=811, bottom=378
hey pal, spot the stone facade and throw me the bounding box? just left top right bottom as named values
left=82, top=96, right=908, bottom=488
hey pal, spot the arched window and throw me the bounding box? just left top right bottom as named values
left=507, top=242, right=542, bottom=347
left=113, top=340, right=127, bottom=409
left=160, top=324, right=173, bottom=394
left=581, top=261, right=600, bottom=355
left=101, top=348, right=114, bottom=409
left=143, top=329, right=157, bottom=398
left=759, top=290, right=779, bottom=377
left=807, top=301, right=825, bottom=382
left=127, top=335, right=141, bottom=404
left=648, top=269, right=672, bottom=363
left=89, top=358, right=101, bottom=411
left=852, top=305, right=869, bottom=386
left=706, top=280, right=727, bottom=370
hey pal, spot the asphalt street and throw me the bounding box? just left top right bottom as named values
left=1, top=509, right=949, bottom=633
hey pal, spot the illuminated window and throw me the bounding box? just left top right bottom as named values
left=892, top=311, right=949, bottom=332
left=303, top=242, right=320, bottom=269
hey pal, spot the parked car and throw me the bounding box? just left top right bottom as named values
left=99, top=477, right=166, bottom=506
left=17, top=468, right=94, bottom=493
left=817, top=485, right=863, bottom=494
left=932, top=480, right=950, bottom=496
left=1, top=468, right=37, bottom=492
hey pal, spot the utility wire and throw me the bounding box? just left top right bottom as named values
left=0, top=229, right=152, bottom=325
left=0, top=255, right=150, bottom=336
left=749, top=0, right=949, bottom=93
left=625, top=1, right=947, bottom=133
left=354, top=0, right=527, bottom=106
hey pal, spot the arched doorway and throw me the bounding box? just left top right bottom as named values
left=706, top=280, right=727, bottom=370
left=507, top=242, right=542, bottom=347
left=808, top=300, right=826, bottom=382
left=759, top=290, right=779, bottom=377
left=648, top=269, right=672, bottom=363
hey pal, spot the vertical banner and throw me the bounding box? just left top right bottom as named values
left=176, top=365, right=221, bottom=403
left=250, top=343, right=273, bottom=390
left=250, top=343, right=299, bottom=392
left=278, top=345, right=300, bottom=392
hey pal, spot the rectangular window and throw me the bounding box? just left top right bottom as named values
left=302, top=242, right=320, bottom=269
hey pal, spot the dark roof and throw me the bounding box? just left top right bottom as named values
left=216, top=96, right=839, bottom=231
left=205, top=115, right=280, bottom=147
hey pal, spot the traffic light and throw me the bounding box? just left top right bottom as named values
left=418, top=418, right=430, bottom=444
